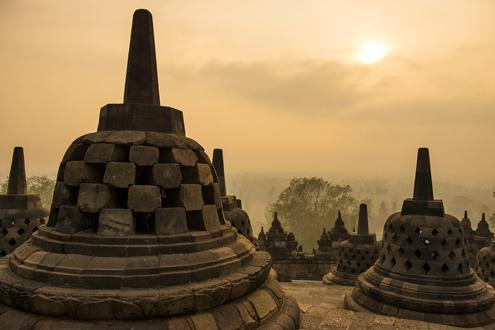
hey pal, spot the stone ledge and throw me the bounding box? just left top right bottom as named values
left=0, top=269, right=299, bottom=329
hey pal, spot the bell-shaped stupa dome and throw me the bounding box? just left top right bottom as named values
left=346, top=148, right=495, bottom=327
left=0, top=9, right=299, bottom=328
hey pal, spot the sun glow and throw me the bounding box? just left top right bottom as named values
left=357, top=41, right=389, bottom=64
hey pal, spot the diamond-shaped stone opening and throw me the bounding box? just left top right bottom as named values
left=424, top=239, right=430, bottom=246
left=449, top=251, right=456, bottom=259
left=455, top=238, right=461, bottom=247
left=458, top=228, right=463, bottom=234
left=462, top=250, right=466, bottom=258
left=0, top=250, right=6, bottom=257
left=431, top=228, right=439, bottom=236
left=0, top=228, right=8, bottom=237
left=406, top=236, right=413, bottom=244
left=447, top=229, right=453, bottom=236
left=351, top=254, right=356, bottom=260
left=392, top=234, right=398, bottom=242
left=414, top=249, right=421, bottom=257
left=431, top=250, right=439, bottom=259
left=405, top=259, right=412, bottom=269
left=390, top=257, right=396, bottom=267
left=423, top=262, right=431, bottom=273
left=8, top=238, right=16, bottom=246
left=398, top=247, right=404, bottom=255
left=40, top=219, right=46, bottom=225
left=381, top=254, right=386, bottom=263
left=399, top=224, right=406, bottom=233
left=458, top=264, right=464, bottom=273
left=441, top=239, right=448, bottom=247
left=17, top=228, right=25, bottom=236
left=24, top=219, right=31, bottom=225
left=441, top=264, right=449, bottom=273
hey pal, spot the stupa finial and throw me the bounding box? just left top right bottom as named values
left=212, top=149, right=226, bottom=196
left=413, top=147, right=434, bottom=201
left=464, top=210, right=468, bottom=218
left=124, top=9, right=160, bottom=105
left=357, top=203, right=369, bottom=235
left=7, top=147, right=27, bottom=195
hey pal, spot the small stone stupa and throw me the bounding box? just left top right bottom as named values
left=212, top=148, right=253, bottom=241
left=258, top=212, right=299, bottom=259
left=346, top=148, right=495, bottom=327
left=476, top=212, right=493, bottom=241
left=323, top=204, right=380, bottom=286
left=0, top=9, right=299, bottom=328
left=315, top=211, right=350, bottom=260
left=476, top=242, right=495, bottom=288
left=0, top=147, right=48, bottom=257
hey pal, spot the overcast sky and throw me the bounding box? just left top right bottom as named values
left=0, top=0, right=494, bottom=186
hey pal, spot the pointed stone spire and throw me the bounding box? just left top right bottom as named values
left=464, top=210, right=468, bottom=219
left=482, top=213, right=486, bottom=222
left=7, top=147, right=27, bottom=195
left=97, top=9, right=185, bottom=134
left=402, top=148, right=443, bottom=216
left=413, top=148, right=434, bottom=201
left=357, top=204, right=369, bottom=235
left=124, top=9, right=160, bottom=105
left=212, top=149, right=226, bottom=196
left=335, top=211, right=344, bottom=225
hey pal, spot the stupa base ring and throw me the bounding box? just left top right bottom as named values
left=345, top=288, right=495, bottom=328
left=0, top=269, right=300, bottom=329
left=322, top=267, right=357, bottom=286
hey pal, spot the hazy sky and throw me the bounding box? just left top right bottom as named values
left=0, top=0, right=494, bottom=187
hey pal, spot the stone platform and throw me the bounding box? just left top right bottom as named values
left=281, top=281, right=495, bottom=329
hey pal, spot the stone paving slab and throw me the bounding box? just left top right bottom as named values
left=281, top=281, right=495, bottom=329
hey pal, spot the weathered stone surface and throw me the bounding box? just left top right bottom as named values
left=98, top=209, right=135, bottom=235
left=63, top=161, right=100, bottom=186
left=84, top=143, right=127, bottom=163
left=152, top=163, right=182, bottom=188
left=154, top=207, right=188, bottom=235
left=179, top=184, right=203, bottom=211
left=77, top=183, right=114, bottom=213
left=165, top=148, right=198, bottom=167
left=182, top=164, right=213, bottom=185
left=103, top=162, right=136, bottom=188
left=129, top=145, right=159, bottom=166
left=201, top=205, right=221, bottom=231
left=51, top=182, right=76, bottom=208
left=127, top=185, right=161, bottom=212
left=55, top=205, right=90, bottom=234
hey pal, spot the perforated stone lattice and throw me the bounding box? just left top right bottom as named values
left=476, top=246, right=495, bottom=286
left=0, top=217, right=45, bottom=256
left=377, top=213, right=470, bottom=276
left=48, top=131, right=225, bottom=236
left=336, top=243, right=380, bottom=275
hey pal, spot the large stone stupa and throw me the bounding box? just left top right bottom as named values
left=323, top=204, right=380, bottom=286
left=0, top=147, right=48, bottom=257
left=346, top=148, right=495, bottom=327
left=0, top=9, right=299, bottom=329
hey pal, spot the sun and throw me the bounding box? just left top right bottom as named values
left=357, top=41, right=389, bottom=64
